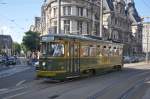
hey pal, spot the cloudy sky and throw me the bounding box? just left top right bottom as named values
left=0, top=0, right=149, bottom=43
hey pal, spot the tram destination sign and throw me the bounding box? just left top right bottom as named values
left=42, top=36, right=54, bottom=42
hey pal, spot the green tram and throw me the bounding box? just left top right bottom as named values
left=36, top=34, right=124, bottom=80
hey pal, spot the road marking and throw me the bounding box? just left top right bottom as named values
left=16, top=80, right=26, bottom=86
left=0, top=67, right=30, bottom=79
left=0, top=86, right=27, bottom=95
left=0, top=88, right=8, bottom=92
left=3, top=91, right=28, bottom=99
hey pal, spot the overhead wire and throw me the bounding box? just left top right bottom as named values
left=143, top=0, right=150, bottom=9
left=0, top=14, right=25, bottom=31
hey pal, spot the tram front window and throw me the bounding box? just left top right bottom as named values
left=41, top=43, right=64, bottom=57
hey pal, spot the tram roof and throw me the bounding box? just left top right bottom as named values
left=41, top=34, right=123, bottom=45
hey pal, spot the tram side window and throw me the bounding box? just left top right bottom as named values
left=119, top=48, right=123, bottom=56
left=41, top=43, right=47, bottom=55
left=89, top=45, right=96, bottom=57
left=74, top=45, right=79, bottom=57
left=114, top=47, right=119, bottom=56
left=102, top=46, right=108, bottom=56
left=97, top=45, right=102, bottom=56
left=81, top=45, right=89, bottom=57
left=108, top=46, right=114, bottom=56
left=113, top=47, right=117, bottom=56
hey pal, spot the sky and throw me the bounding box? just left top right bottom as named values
left=0, top=0, right=150, bottom=43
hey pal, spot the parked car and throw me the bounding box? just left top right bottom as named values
left=138, top=56, right=145, bottom=62
left=123, top=56, right=132, bottom=63
left=1, top=56, right=7, bottom=65
left=6, top=57, right=16, bottom=65
left=0, top=56, right=3, bottom=64
left=130, top=56, right=139, bottom=63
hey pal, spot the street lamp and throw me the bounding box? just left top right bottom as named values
left=99, top=0, right=103, bottom=38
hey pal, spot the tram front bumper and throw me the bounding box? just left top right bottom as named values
left=36, top=70, right=66, bottom=79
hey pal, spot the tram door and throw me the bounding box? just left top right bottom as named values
left=69, top=42, right=80, bottom=74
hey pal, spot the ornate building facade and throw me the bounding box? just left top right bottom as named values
left=103, top=0, right=133, bottom=56
left=30, top=17, right=41, bottom=33
left=0, top=35, right=13, bottom=56
left=126, top=0, right=143, bottom=55
left=40, top=0, right=102, bottom=37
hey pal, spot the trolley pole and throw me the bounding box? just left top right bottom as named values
left=57, top=0, right=61, bottom=34
left=99, top=0, right=103, bottom=38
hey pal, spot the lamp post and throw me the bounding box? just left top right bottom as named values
left=146, top=25, right=149, bottom=63
left=142, top=16, right=150, bottom=64
left=99, top=0, right=103, bottom=38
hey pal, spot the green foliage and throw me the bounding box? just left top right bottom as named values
left=20, top=43, right=27, bottom=54
left=13, top=42, right=21, bottom=55
left=22, top=31, right=40, bottom=52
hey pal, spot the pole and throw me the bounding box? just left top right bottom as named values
left=57, top=0, right=61, bottom=34
left=146, top=23, right=149, bottom=63
left=142, top=16, right=150, bottom=63
left=99, top=0, right=103, bottom=37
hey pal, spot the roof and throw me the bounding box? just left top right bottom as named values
left=41, top=34, right=123, bottom=45
left=126, top=1, right=141, bottom=23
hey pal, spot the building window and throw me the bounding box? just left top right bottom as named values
left=53, top=21, right=57, bottom=34
left=77, top=21, right=83, bottom=34
left=87, top=22, right=89, bottom=35
left=63, top=6, right=71, bottom=16
left=64, top=20, right=70, bottom=34
left=49, top=8, right=51, bottom=14
left=86, top=8, right=89, bottom=17
left=53, top=8, right=57, bottom=17
left=95, top=23, right=99, bottom=36
left=95, top=13, right=99, bottom=20
left=77, top=7, right=83, bottom=16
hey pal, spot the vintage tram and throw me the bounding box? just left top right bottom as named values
left=36, top=34, right=123, bottom=80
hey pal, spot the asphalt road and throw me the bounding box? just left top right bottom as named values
left=0, top=63, right=150, bottom=99
left=0, top=65, right=35, bottom=89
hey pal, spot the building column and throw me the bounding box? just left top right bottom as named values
left=57, top=0, right=61, bottom=34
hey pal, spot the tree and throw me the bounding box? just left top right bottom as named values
left=22, top=31, right=40, bottom=52
left=21, top=43, right=27, bottom=54
left=13, top=42, right=21, bottom=55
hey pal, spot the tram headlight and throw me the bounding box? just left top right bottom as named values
left=42, top=62, right=46, bottom=66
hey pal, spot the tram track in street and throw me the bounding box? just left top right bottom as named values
left=1, top=64, right=150, bottom=99
left=87, top=70, right=150, bottom=99
left=12, top=65, right=150, bottom=97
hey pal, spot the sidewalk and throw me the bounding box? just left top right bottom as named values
left=124, top=62, right=149, bottom=67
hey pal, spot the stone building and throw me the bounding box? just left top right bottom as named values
left=0, top=35, right=13, bottom=56
left=126, top=0, right=143, bottom=55
left=40, top=0, right=102, bottom=37
left=30, top=17, right=41, bottom=33
left=103, top=0, right=133, bottom=56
